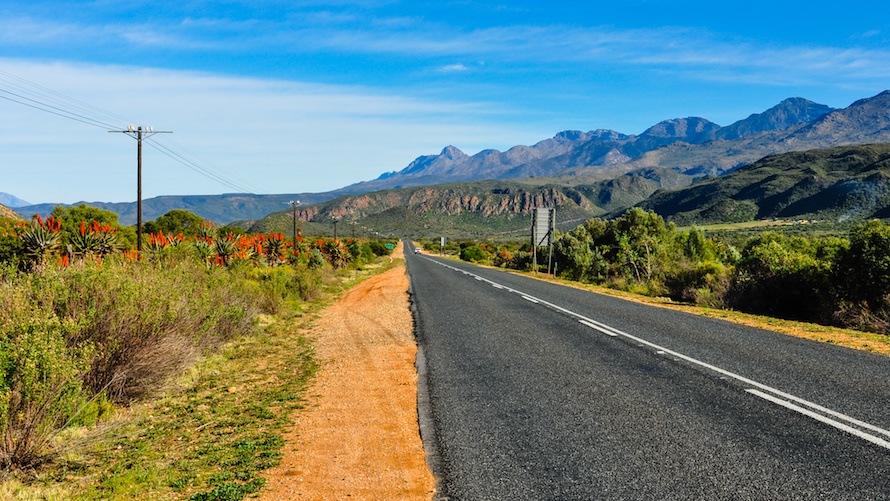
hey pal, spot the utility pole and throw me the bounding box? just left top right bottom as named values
left=332, top=217, right=339, bottom=240
left=110, top=125, right=172, bottom=252
left=286, top=200, right=301, bottom=248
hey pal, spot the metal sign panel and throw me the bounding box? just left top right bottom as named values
left=532, top=208, right=555, bottom=246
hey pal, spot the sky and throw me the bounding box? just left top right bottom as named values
left=1, top=0, right=889, bottom=204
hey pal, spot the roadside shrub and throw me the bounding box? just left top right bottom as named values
left=727, top=233, right=834, bottom=322
left=459, top=245, right=489, bottom=263
left=833, top=220, right=890, bottom=333
left=307, top=249, right=326, bottom=269
left=0, top=304, right=93, bottom=470
left=367, top=240, right=394, bottom=257
left=665, top=260, right=731, bottom=308
left=236, top=265, right=327, bottom=313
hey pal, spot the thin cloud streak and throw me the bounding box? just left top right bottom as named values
left=0, top=59, right=552, bottom=203
left=4, top=12, right=889, bottom=90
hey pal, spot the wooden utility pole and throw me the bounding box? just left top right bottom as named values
left=287, top=200, right=301, bottom=248
left=110, top=125, right=172, bottom=252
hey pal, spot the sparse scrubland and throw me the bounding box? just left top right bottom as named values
left=0, top=206, right=396, bottom=499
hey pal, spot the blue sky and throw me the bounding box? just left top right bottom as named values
left=1, top=0, right=889, bottom=204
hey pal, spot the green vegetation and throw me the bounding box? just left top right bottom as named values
left=0, top=210, right=398, bottom=499
left=444, top=208, right=890, bottom=335
left=641, top=143, right=890, bottom=225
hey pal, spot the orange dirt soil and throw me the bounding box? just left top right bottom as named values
left=258, top=245, right=436, bottom=500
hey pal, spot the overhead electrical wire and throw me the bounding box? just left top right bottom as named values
left=0, top=68, right=126, bottom=130
left=0, top=68, right=259, bottom=195
left=147, top=139, right=257, bottom=194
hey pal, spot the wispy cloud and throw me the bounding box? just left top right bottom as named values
left=6, top=10, right=889, bottom=90
left=0, top=59, right=550, bottom=203
left=438, top=63, right=470, bottom=73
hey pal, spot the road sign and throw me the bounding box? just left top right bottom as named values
left=532, top=208, right=555, bottom=247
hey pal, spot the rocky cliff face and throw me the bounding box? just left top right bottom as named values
left=300, top=184, right=597, bottom=223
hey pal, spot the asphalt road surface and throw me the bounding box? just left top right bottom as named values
left=405, top=245, right=890, bottom=500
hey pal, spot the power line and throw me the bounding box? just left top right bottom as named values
left=0, top=68, right=131, bottom=126
left=147, top=138, right=258, bottom=194
left=0, top=89, right=118, bottom=130
left=0, top=67, right=263, bottom=196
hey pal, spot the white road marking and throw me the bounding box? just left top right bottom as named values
left=423, top=256, right=890, bottom=449
left=580, top=319, right=616, bottom=336
left=747, top=389, right=890, bottom=450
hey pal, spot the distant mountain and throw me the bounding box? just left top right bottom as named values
left=16, top=191, right=343, bottom=226
left=638, top=143, right=890, bottom=224
left=340, top=96, right=847, bottom=192
left=782, top=90, right=890, bottom=147
left=342, top=130, right=613, bottom=193
left=716, top=97, right=835, bottom=140
left=0, top=192, right=30, bottom=208
left=611, top=91, right=890, bottom=178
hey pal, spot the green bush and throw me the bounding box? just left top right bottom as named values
left=727, top=233, right=834, bottom=322
left=0, top=232, right=24, bottom=270
left=0, top=308, right=94, bottom=469
left=459, top=245, right=489, bottom=263
left=665, top=260, right=731, bottom=307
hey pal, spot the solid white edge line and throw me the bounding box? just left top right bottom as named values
left=579, top=319, right=617, bottom=336
left=428, top=256, right=890, bottom=444
left=746, top=389, right=890, bottom=450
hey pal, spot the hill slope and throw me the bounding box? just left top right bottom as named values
left=639, top=143, right=890, bottom=224
left=0, top=203, right=22, bottom=221
left=248, top=169, right=692, bottom=238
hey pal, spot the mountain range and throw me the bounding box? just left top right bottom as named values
left=337, top=95, right=842, bottom=192
left=8, top=89, right=890, bottom=231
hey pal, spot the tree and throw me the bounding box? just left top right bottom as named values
left=51, top=204, right=121, bottom=235
left=145, top=209, right=205, bottom=236
left=608, top=209, right=673, bottom=282
left=50, top=204, right=136, bottom=249
left=836, top=220, right=890, bottom=305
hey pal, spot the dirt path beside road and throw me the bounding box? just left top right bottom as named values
left=258, top=247, right=435, bottom=500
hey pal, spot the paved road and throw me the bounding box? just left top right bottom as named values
left=405, top=246, right=890, bottom=500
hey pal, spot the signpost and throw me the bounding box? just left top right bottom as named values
left=531, top=208, right=555, bottom=275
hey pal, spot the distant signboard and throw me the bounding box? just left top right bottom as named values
left=385, top=243, right=395, bottom=250
left=532, top=208, right=555, bottom=247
